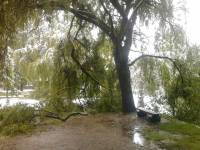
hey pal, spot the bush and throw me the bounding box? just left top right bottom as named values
left=166, top=75, right=200, bottom=124
left=91, top=93, right=122, bottom=113
left=1, top=123, right=34, bottom=136
left=0, top=104, right=36, bottom=136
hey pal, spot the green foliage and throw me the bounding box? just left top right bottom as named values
left=92, top=59, right=122, bottom=112
left=93, top=92, right=121, bottom=113
left=0, top=104, right=36, bottom=136
left=46, top=34, right=121, bottom=113
left=0, top=0, right=40, bottom=71
left=136, top=22, right=200, bottom=123
left=164, top=59, right=200, bottom=123
left=0, top=0, right=181, bottom=114
left=171, top=84, right=200, bottom=122
left=144, top=129, right=170, bottom=141
left=1, top=123, right=34, bottom=136
left=1, top=105, right=35, bottom=126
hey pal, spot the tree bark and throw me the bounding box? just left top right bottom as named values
left=114, top=46, right=136, bottom=113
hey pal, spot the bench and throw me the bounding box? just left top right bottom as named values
left=136, top=107, right=161, bottom=122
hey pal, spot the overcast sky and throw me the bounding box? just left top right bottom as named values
left=186, top=0, right=200, bottom=45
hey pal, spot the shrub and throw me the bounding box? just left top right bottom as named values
left=1, top=123, right=34, bottom=136
left=0, top=104, right=36, bottom=136
left=166, top=75, right=200, bottom=124
left=1, top=104, right=35, bottom=126
left=90, top=92, right=122, bottom=113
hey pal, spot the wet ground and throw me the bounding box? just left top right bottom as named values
left=0, top=113, right=162, bottom=150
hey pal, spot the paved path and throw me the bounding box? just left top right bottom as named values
left=0, top=114, right=161, bottom=150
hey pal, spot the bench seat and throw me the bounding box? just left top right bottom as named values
left=136, top=107, right=161, bottom=122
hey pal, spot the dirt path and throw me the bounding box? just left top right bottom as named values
left=0, top=113, right=161, bottom=150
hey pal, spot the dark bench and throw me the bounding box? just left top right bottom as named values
left=136, top=107, right=161, bottom=122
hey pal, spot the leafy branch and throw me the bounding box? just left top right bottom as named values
left=128, top=54, right=184, bottom=83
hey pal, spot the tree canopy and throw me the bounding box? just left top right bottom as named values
left=1, top=0, right=195, bottom=114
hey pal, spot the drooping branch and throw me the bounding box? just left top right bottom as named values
left=66, top=21, right=107, bottom=89
left=70, top=41, right=107, bottom=89
left=129, top=54, right=174, bottom=66
left=128, top=54, right=184, bottom=82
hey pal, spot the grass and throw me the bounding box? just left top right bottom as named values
left=0, top=124, right=35, bottom=136
left=144, top=119, right=200, bottom=150
left=0, top=103, right=64, bottom=137
left=160, top=121, right=200, bottom=136
left=144, top=130, right=170, bottom=141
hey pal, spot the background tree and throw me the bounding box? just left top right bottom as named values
left=129, top=22, right=200, bottom=124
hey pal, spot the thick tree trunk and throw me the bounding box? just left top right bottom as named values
left=114, top=46, right=136, bottom=113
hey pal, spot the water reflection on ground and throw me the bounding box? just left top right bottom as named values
left=131, top=117, right=165, bottom=150
left=133, top=126, right=145, bottom=146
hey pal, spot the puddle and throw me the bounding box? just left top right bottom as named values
left=132, top=126, right=145, bottom=146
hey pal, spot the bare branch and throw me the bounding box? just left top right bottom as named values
left=35, top=1, right=112, bottom=39
left=110, top=0, right=126, bottom=18
left=99, top=0, right=115, bottom=38
left=130, top=0, right=144, bottom=22
left=119, top=0, right=145, bottom=51
left=67, top=16, right=75, bottom=38
left=28, top=19, right=41, bottom=34
left=69, top=8, right=112, bottom=38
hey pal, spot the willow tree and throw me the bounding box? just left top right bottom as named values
left=0, top=0, right=39, bottom=80
left=0, top=0, right=174, bottom=113
left=35, top=0, right=173, bottom=113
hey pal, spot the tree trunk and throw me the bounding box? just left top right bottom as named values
left=114, top=46, right=136, bottom=113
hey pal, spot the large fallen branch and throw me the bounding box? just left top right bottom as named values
left=44, top=111, right=88, bottom=122
left=34, top=110, right=88, bottom=122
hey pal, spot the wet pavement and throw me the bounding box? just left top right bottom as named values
left=132, top=117, right=165, bottom=150
left=0, top=113, right=163, bottom=150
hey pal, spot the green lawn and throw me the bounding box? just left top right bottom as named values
left=144, top=119, right=200, bottom=150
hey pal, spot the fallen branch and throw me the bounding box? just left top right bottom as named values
left=44, top=111, right=88, bottom=122
left=34, top=109, right=88, bottom=122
